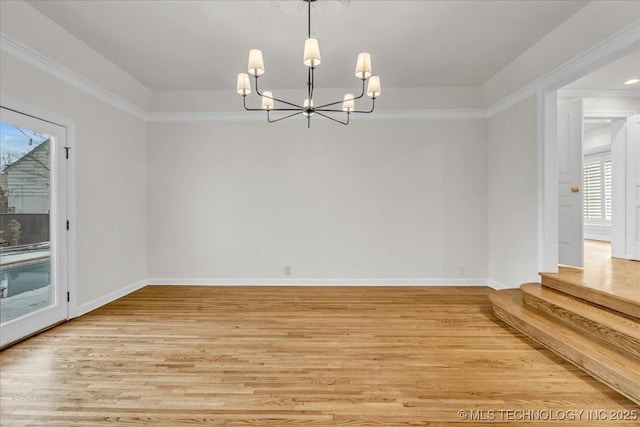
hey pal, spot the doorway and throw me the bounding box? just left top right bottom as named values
left=557, top=107, right=640, bottom=269
left=582, top=118, right=614, bottom=262
left=0, top=106, right=69, bottom=347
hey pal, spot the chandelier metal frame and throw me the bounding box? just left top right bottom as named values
left=236, top=0, right=380, bottom=128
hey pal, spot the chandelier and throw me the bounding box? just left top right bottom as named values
left=236, top=0, right=381, bottom=128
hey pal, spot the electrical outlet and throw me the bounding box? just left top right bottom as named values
left=284, top=266, right=291, bottom=276
left=458, top=266, right=465, bottom=276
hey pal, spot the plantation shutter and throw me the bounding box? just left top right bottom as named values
left=583, top=153, right=612, bottom=225
left=604, top=159, right=612, bottom=221
left=583, top=160, right=602, bottom=220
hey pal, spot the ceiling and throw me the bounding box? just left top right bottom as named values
left=26, top=0, right=593, bottom=92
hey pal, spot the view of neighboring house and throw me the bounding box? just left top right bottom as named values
left=2, top=139, right=50, bottom=214
left=0, top=173, right=7, bottom=213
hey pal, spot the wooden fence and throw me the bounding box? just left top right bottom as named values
left=0, top=214, right=49, bottom=245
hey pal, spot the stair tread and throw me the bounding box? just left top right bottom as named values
left=541, top=268, right=640, bottom=306
left=491, top=289, right=640, bottom=373
left=521, top=283, right=640, bottom=340
left=540, top=272, right=640, bottom=320
left=490, top=289, right=640, bottom=404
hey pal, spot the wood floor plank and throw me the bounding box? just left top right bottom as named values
left=1, top=286, right=638, bottom=426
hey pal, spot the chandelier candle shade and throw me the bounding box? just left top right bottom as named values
left=236, top=0, right=380, bottom=127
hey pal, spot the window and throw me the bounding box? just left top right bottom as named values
left=583, top=153, right=611, bottom=225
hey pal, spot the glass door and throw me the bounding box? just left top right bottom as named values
left=0, top=107, right=68, bottom=347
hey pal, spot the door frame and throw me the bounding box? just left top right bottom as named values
left=540, top=94, right=638, bottom=272
left=584, top=113, right=636, bottom=260
left=0, top=95, right=76, bottom=345
left=537, top=30, right=638, bottom=273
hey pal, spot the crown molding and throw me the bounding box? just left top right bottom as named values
left=3, top=20, right=639, bottom=123
left=147, top=108, right=488, bottom=123
left=486, top=20, right=640, bottom=117
left=0, top=33, right=150, bottom=121
left=1, top=32, right=487, bottom=122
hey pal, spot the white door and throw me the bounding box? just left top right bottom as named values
left=0, top=107, right=68, bottom=347
left=557, top=99, right=584, bottom=267
left=627, top=114, right=640, bottom=260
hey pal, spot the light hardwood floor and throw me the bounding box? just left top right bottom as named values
left=581, top=240, right=640, bottom=303
left=1, top=286, right=638, bottom=426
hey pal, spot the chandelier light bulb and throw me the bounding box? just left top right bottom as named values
left=303, top=39, right=321, bottom=68
left=248, top=49, right=265, bottom=76
left=342, top=94, right=355, bottom=112
left=262, top=91, right=274, bottom=110
left=236, top=73, right=251, bottom=95
left=367, top=76, right=381, bottom=98
left=355, top=53, right=372, bottom=79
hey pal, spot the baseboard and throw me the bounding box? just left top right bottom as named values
left=147, top=277, right=491, bottom=287
left=72, top=278, right=148, bottom=318
left=487, top=279, right=510, bottom=290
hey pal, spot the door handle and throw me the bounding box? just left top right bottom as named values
left=571, top=187, right=580, bottom=193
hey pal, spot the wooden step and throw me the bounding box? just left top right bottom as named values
left=521, top=283, right=640, bottom=360
left=540, top=271, right=640, bottom=320
left=490, top=289, right=640, bottom=405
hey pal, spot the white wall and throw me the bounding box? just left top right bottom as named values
left=148, top=118, right=488, bottom=281
left=0, top=52, right=149, bottom=308
left=488, top=97, right=540, bottom=288
left=584, top=125, right=611, bottom=153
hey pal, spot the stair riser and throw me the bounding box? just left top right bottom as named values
left=541, top=276, right=640, bottom=320
left=490, top=304, right=640, bottom=405
left=522, top=293, right=640, bottom=360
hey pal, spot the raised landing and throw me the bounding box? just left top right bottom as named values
left=520, top=283, right=640, bottom=360
left=543, top=240, right=640, bottom=319
left=541, top=266, right=640, bottom=319
left=491, top=262, right=640, bottom=405
left=491, top=288, right=640, bottom=405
